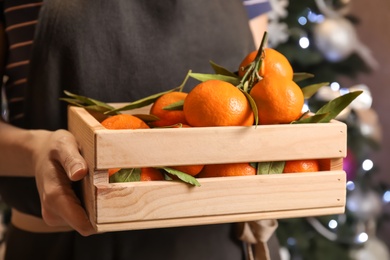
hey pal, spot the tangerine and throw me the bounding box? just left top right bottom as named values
left=238, top=48, right=293, bottom=79
left=101, top=114, right=150, bottom=179
left=140, top=167, right=164, bottom=181
left=249, top=76, right=304, bottom=125
left=108, top=168, right=121, bottom=177
left=183, top=80, right=254, bottom=127
left=169, top=165, right=204, bottom=177
left=197, top=163, right=256, bottom=178
left=150, top=91, right=188, bottom=127
left=283, top=159, right=319, bottom=174
left=109, top=167, right=164, bottom=181
left=101, top=114, right=150, bottom=129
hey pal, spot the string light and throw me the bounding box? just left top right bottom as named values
left=298, top=16, right=308, bottom=25
left=328, top=219, right=338, bottom=229
left=362, top=159, right=374, bottom=171
left=356, top=232, right=368, bottom=244
left=299, top=37, right=310, bottom=49
left=307, top=10, right=325, bottom=23
left=330, top=82, right=340, bottom=91
left=346, top=181, right=355, bottom=191
left=382, top=190, right=390, bottom=203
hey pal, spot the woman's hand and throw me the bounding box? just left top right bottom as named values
left=33, top=129, right=95, bottom=236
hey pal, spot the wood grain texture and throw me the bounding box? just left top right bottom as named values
left=68, top=106, right=348, bottom=232
left=94, top=120, right=347, bottom=169
left=94, top=171, right=345, bottom=225
left=68, top=106, right=105, bottom=225
left=95, top=206, right=345, bottom=233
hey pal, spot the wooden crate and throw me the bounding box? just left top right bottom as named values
left=68, top=105, right=347, bottom=233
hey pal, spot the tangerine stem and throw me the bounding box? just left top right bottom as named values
left=238, top=31, right=268, bottom=93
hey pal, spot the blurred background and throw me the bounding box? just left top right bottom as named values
left=268, top=0, right=390, bottom=259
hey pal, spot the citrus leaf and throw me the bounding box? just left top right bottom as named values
left=293, top=72, right=315, bottom=82
left=301, top=82, right=329, bottom=99
left=132, top=114, right=159, bottom=122
left=106, top=87, right=182, bottom=114
left=163, top=100, right=184, bottom=111
left=293, top=113, right=330, bottom=124
left=257, top=161, right=285, bottom=174
left=209, top=60, right=238, bottom=78
left=315, top=91, right=363, bottom=123
left=109, top=168, right=141, bottom=183
left=241, top=90, right=258, bottom=126
left=61, top=97, right=117, bottom=114
left=59, top=98, right=84, bottom=106
left=84, top=105, right=117, bottom=114
left=161, top=167, right=201, bottom=187
left=189, top=72, right=241, bottom=85
left=107, top=70, right=192, bottom=114
left=63, top=90, right=115, bottom=110
left=164, top=174, right=173, bottom=180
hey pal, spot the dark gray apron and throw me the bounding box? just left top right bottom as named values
left=3, top=0, right=280, bottom=259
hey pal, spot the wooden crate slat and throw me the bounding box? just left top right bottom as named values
left=95, top=171, right=346, bottom=224
left=95, top=206, right=345, bottom=233
left=94, top=122, right=346, bottom=169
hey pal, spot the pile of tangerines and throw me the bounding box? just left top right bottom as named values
left=99, top=44, right=332, bottom=185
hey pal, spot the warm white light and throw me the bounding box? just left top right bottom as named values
left=362, top=159, right=374, bottom=171
left=356, top=232, right=368, bottom=243
left=328, top=219, right=338, bottom=229
left=330, top=82, right=340, bottom=91
left=299, top=37, right=310, bottom=49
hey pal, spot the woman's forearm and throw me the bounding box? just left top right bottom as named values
left=0, top=119, right=49, bottom=177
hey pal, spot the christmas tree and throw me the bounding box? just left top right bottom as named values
left=268, top=0, right=389, bottom=259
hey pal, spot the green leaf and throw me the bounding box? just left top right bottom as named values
left=315, top=91, right=363, bottom=123
left=109, top=168, right=141, bottom=183
left=250, top=162, right=258, bottom=168
left=189, top=73, right=241, bottom=85
left=84, top=105, right=116, bottom=113
left=164, top=174, right=173, bottom=181
left=161, top=167, right=201, bottom=187
left=163, top=100, right=184, bottom=111
left=301, top=82, right=329, bottom=99
left=106, top=88, right=180, bottom=114
left=293, top=72, right=315, bottom=82
left=241, top=90, right=258, bottom=126
left=107, top=70, right=192, bottom=114
left=293, top=113, right=330, bottom=124
left=209, top=60, right=238, bottom=78
left=61, top=91, right=117, bottom=114
left=60, top=97, right=117, bottom=114
left=63, top=90, right=115, bottom=110
left=132, top=114, right=160, bottom=122
left=257, top=161, right=285, bottom=174
left=59, top=98, right=84, bottom=106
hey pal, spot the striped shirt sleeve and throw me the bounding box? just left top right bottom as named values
left=242, top=0, right=272, bottom=19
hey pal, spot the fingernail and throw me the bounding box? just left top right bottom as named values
left=70, top=163, right=84, bottom=177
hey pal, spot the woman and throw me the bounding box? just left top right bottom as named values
left=0, top=1, right=279, bottom=259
